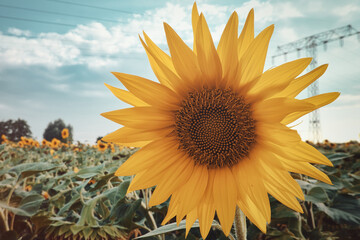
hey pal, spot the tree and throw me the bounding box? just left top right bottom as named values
left=43, top=119, right=73, bottom=143
left=0, top=119, right=32, bottom=142
left=96, top=136, right=104, bottom=143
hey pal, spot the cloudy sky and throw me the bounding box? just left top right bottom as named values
left=0, top=0, right=359, bottom=144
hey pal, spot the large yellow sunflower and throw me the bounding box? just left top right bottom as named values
left=102, top=3, right=339, bottom=238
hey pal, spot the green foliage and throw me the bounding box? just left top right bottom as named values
left=0, top=141, right=359, bottom=239
left=43, top=118, right=73, bottom=143
left=0, top=119, right=32, bottom=141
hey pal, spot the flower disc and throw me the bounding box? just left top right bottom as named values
left=175, top=88, right=256, bottom=168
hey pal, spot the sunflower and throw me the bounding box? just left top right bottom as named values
left=1, top=134, right=6, bottom=141
left=41, top=139, right=48, bottom=146
left=61, top=128, right=69, bottom=139
left=33, top=141, right=40, bottom=148
left=97, top=140, right=107, bottom=151
left=18, top=141, right=24, bottom=148
left=51, top=138, right=60, bottom=148
left=102, top=4, right=339, bottom=238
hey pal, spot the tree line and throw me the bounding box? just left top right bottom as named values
left=0, top=118, right=73, bottom=143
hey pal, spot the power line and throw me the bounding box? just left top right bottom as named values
left=0, top=3, right=122, bottom=23
left=48, top=0, right=134, bottom=14
left=272, top=24, right=360, bottom=143
left=0, top=15, right=76, bottom=27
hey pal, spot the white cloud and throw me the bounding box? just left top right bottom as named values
left=332, top=4, right=360, bottom=17
left=78, top=89, right=109, bottom=98
left=277, top=27, right=299, bottom=43
left=8, top=28, right=31, bottom=37
left=49, top=83, right=70, bottom=92
left=0, top=103, right=11, bottom=110
left=0, top=2, right=198, bottom=70
left=235, top=0, right=303, bottom=24
left=326, top=94, right=360, bottom=110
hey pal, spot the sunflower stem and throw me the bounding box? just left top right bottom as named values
left=234, top=206, right=246, bottom=240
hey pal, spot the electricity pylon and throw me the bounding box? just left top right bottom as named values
left=272, top=25, right=360, bottom=143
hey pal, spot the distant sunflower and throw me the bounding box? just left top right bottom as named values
left=18, top=141, right=24, bottom=148
left=97, top=140, right=107, bottom=151
left=61, top=128, right=69, bottom=139
left=51, top=138, right=60, bottom=148
left=41, top=139, right=48, bottom=146
left=33, top=141, right=40, bottom=148
left=102, top=3, right=339, bottom=238
left=23, top=138, right=31, bottom=145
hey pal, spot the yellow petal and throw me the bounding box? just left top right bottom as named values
left=128, top=151, right=186, bottom=192
left=217, top=12, right=239, bottom=84
left=192, top=2, right=200, bottom=54
left=101, top=107, right=173, bottom=129
left=213, top=167, right=237, bottom=236
left=238, top=9, right=254, bottom=59
left=237, top=197, right=267, bottom=233
left=139, top=36, right=187, bottom=95
left=253, top=97, right=314, bottom=123
left=103, top=127, right=172, bottom=146
left=281, top=160, right=332, bottom=184
left=104, top=83, right=148, bottom=106
left=164, top=22, right=202, bottom=86
left=162, top=196, right=178, bottom=225
left=198, top=170, right=216, bottom=238
left=185, top=208, right=198, bottom=237
left=173, top=165, right=208, bottom=224
left=149, top=157, right=194, bottom=206
left=196, top=13, right=222, bottom=87
left=276, top=64, right=328, bottom=98
left=237, top=25, right=274, bottom=86
left=112, top=72, right=179, bottom=109
left=250, top=58, right=312, bottom=99
left=115, top=137, right=177, bottom=176
left=265, top=182, right=303, bottom=213
left=263, top=140, right=333, bottom=166
left=257, top=122, right=301, bottom=147
left=259, top=153, right=304, bottom=200
left=282, top=92, right=340, bottom=125
left=143, top=31, right=176, bottom=74
left=141, top=35, right=175, bottom=90
left=232, top=157, right=271, bottom=223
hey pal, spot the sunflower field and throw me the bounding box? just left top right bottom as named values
left=0, top=135, right=359, bottom=240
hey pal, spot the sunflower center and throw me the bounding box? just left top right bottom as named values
left=175, top=88, right=256, bottom=168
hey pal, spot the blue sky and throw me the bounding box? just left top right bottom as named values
left=0, top=0, right=359, bottom=143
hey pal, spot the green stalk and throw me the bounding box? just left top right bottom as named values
left=234, top=206, right=246, bottom=240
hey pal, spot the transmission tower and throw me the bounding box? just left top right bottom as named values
left=272, top=25, right=360, bottom=143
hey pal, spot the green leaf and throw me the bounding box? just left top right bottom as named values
left=326, top=152, right=351, bottom=161
left=76, top=165, right=104, bottom=179
left=315, top=194, right=360, bottom=225
left=9, top=162, right=59, bottom=178
left=271, top=205, right=298, bottom=219
left=58, top=225, right=70, bottom=236
left=57, top=193, right=80, bottom=216
left=135, top=220, right=218, bottom=239
left=0, top=201, right=33, bottom=217
left=77, top=199, right=99, bottom=227
left=112, top=199, right=142, bottom=228
left=82, top=227, right=94, bottom=239
left=305, top=187, right=329, bottom=203
left=70, top=225, right=86, bottom=235
left=18, top=194, right=44, bottom=216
